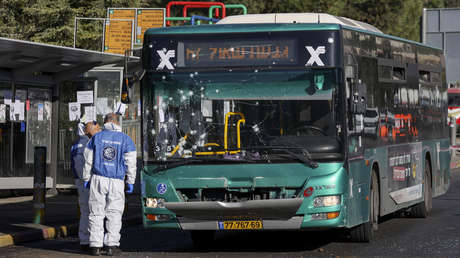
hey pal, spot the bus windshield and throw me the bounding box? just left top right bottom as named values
left=142, top=69, right=340, bottom=162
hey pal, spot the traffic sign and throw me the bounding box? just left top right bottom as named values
left=136, top=9, right=165, bottom=44
left=104, top=9, right=135, bottom=55
left=104, top=8, right=165, bottom=55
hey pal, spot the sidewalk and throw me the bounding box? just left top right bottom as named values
left=451, top=146, right=460, bottom=169
left=0, top=192, right=142, bottom=248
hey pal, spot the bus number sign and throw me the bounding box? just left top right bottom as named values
left=177, top=39, right=297, bottom=68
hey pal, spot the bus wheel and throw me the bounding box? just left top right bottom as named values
left=350, top=170, right=379, bottom=242
left=190, top=230, right=215, bottom=247
left=412, top=159, right=432, bottom=218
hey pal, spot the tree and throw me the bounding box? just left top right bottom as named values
left=0, top=0, right=30, bottom=39
left=21, top=0, right=75, bottom=46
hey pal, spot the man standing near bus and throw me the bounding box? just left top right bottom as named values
left=82, top=113, right=136, bottom=256
left=70, top=120, right=100, bottom=252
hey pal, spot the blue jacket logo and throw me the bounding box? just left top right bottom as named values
left=103, top=146, right=117, bottom=161
left=156, top=183, right=167, bottom=194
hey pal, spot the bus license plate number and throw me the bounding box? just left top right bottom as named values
left=218, top=220, right=263, bottom=230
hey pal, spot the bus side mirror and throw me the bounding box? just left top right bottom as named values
left=351, top=80, right=367, bottom=114
left=121, top=76, right=134, bottom=104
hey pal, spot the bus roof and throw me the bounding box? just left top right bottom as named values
left=217, top=13, right=383, bottom=34
left=342, top=25, right=443, bottom=51
left=144, top=23, right=341, bottom=35
left=145, top=16, right=441, bottom=52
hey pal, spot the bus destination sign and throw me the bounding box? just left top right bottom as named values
left=177, top=39, right=297, bottom=68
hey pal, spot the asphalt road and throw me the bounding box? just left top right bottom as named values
left=2, top=171, right=460, bottom=257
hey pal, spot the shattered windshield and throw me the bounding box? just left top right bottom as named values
left=142, top=69, right=340, bottom=162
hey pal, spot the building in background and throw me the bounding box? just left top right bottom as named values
left=422, top=8, right=460, bottom=87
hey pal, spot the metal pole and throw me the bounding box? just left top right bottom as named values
left=450, top=116, right=456, bottom=147
left=33, top=146, right=47, bottom=224
left=73, top=17, right=77, bottom=48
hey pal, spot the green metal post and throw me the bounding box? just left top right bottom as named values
left=166, top=17, right=192, bottom=26
left=208, top=4, right=248, bottom=24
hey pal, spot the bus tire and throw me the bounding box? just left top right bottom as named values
left=412, top=159, right=432, bottom=218
left=190, top=230, right=215, bottom=247
left=350, top=169, right=379, bottom=242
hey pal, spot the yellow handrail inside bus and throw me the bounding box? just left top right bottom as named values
left=194, top=112, right=246, bottom=156
left=224, top=112, right=245, bottom=151
left=168, top=133, right=189, bottom=157
left=204, top=143, right=220, bottom=147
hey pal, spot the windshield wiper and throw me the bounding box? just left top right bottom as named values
left=152, top=159, right=204, bottom=173
left=240, top=146, right=319, bottom=169
left=152, top=156, right=256, bottom=173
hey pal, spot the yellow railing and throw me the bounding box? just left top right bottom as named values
left=167, top=112, right=246, bottom=157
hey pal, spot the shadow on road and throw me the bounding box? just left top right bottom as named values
left=119, top=228, right=350, bottom=254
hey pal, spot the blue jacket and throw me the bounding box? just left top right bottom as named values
left=83, top=125, right=136, bottom=182
left=70, top=135, right=89, bottom=179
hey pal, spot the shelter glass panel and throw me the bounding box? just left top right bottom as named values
left=87, top=70, right=121, bottom=123
left=26, top=88, right=52, bottom=164
left=0, top=83, right=12, bottom=177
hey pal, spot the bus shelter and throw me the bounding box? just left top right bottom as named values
left=0, top=37, right=134, bottom=192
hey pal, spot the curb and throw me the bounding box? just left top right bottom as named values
left=0, top=215, right=141, bottom=248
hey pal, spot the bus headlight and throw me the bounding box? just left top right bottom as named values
left=145, top=198, right=165, bottom=208
left=313, top=195, right=341, bottom=207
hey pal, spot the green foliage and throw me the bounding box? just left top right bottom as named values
left=23, top=0, right=75, bottom=46
left=1, top=0, right=459, bottom=48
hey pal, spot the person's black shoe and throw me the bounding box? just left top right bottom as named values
left=89, top=247, right=101, bottom=256
left=80, top=244, right=90, bottom=252
left=105, top=246, right=122, bottom=256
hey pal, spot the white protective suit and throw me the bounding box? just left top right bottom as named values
left=71, top=123, right=90, bottom=245
left=82, top=122, right=137, bottom=248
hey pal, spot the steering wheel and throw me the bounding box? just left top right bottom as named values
left=288, top=125, right=328, bottom=136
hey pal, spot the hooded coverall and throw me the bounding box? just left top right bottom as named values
left=70, top=123, right=90, bottom=245
left=82, top=122, right=136, bottom=248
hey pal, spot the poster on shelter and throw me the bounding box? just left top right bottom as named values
left=37, top=103, right=44, bottom=121
left=44, top=102, right=51, bottom=121
left=115, top=102, right=127, bottom=115
left=68, top=102, right=81, bottom=121
left=77, top=91, right=94, bottom=104
left=85, top=106, right=96, bottom=122
left=0, top=104, right=6, bottom=123
left=14, top=100, right=24, bottom=121
left=96, top=97, right=109, bottom=115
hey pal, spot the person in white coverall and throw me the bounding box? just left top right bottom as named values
left=82, top=113, right=136, bottom=256
left=70, top=122, right=90, bottom=251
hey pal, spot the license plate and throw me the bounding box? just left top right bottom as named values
left=218, top=220, right=263, bottom=230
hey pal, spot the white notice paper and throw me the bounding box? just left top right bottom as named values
left=201, top=99, right=213, bottom=117
left=115, top=102, right=127, bottom=115
left=68, top=102, right=80, bottom=121
left=0, top=104, right=6, bottom=123
left=37, top=103, right=44, bottom=121
left=96, top=97, right=108, bottom=115
left=14, top=100, right=24, bottom=121
left=77, top=91, right=94, bottom=104
left=44, top=102, right=51, bottom=120
left=138, top=99, right=141, bottom=117
left=85, top=106, right=96, bottom=122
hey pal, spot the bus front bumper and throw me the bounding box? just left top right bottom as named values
left=144, top=198, right=345, bottom=230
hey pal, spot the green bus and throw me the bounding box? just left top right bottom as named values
left=138, top=13, right=450, bottom=243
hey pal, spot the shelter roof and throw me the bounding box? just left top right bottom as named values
left=0, top=37, right=138, bottom=83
